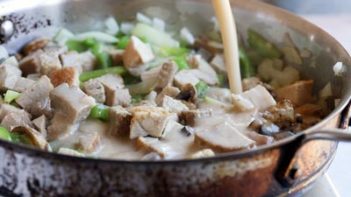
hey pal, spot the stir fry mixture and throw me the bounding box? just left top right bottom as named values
left=0, top=13, right=334, bottom=160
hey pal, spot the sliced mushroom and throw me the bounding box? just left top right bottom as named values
left=190, top=148, right=215, bottom=159
left=195, top=122, right=255, bottom=152
left=155, top=61, right=178, bottom=91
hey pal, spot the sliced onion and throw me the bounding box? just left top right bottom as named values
left=105, top=17, right=119, bottom=35
left=74, top=31, right=118, bottom=43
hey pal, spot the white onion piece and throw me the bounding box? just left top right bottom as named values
left=53, top=28, right=74, bottom=45
left=152, top=18, right=165, bottom=31
left=136, top=12, right=152, bottom=25
left=180, top=27, right=195, bottom=45
left=74, top=32, right=118, bottom=43
left=121, top=23, right=135, bottom=35
left=105, top=17, right=119, bottom=35
left=0, top=45, right=9, bottom=60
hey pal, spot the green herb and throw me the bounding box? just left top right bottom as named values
left=248, top=29, right=281, bottom=59
left=195, top=81, right=209, bottom=99
left=4, top=90, right=20, bottom=103
left=0, top=126, right=11, bottom=141
left=239, top=48, right=255, bottom=78
left=89, top=104, right=110, bottom=121
left=79, top=67, right=127, bottom=82
left=217, top=73, right=226, bottom=87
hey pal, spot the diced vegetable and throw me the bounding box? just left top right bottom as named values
left=159, top=47, right=189, bottom=57
left=117, top=36, right=130, bottom=49
left=2, top=56, right=19, bottom=67
left=10, top=132, right=32, bottom=145
left=132, top=23, right=179, bottom=48
left=53, top=28, right=75, bottom=45
left=74, top=31, right=118, bottom=43
left=0, top=126, right=11, bottom=141
left=136, top=13, right=152, bottom=25
left=248, top=29, right=281, bottom=59
left=239, top=48, right=255, bottom=78
left=120, top=22, right=135, bottom=35
left=89, top=104, right=110, bottom=121
left=152, top=18, right=166, bottom=31
left=79, top=67, right=127, bottom=82
left=180, top=27, right=195, bottom=45
left=4, top=90, right=20, bottom=103
left=196, top=81, right=209, bottom=99
left=67, top=38, right=112, bottom=69
left=104, top=17, right=119, bottom=35
left=172, top=56, right=189, bottom=70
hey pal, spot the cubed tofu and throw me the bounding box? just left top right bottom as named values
left=0, top=64, right=22, bottom=90
left=275, top=80, right=314, bottom=107
left=50, top=83, right=96, bottom=123
left=129, top=106, right=177, bottom=139
left=49, top=67, right=79, bottom=87
left=123, top=36, right=154, bottom=68
left=16, top=76, right=54, bottom=117
left=109, top=106, right=132, bottom=136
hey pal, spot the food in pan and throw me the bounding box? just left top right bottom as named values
left=0, top=13, right=338, bottom=160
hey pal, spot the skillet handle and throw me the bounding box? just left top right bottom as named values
left=275, top=128, right=351, bottom=187
left=275, top=99, right=351, bottom=187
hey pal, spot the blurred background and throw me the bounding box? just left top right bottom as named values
left=261, top=1, right=351, bottom=196
left=263, top=0, right=351, bottom=14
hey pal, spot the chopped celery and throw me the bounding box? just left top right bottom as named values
left=159, top=47, right=189, bottom=57
left=96, top=52, right=112, bottom=69
left=4, top=90, right=20, bottom=103
left=132, top=23, right=179, bottom=48
left=0, top=126, right=11, bottom=141
left=172, top=56, right=189, bottom=70
left=239, top=48, right=255, bottom=78
left=248, top=29, right=281, bottom=59
left=10, top=132, right=32, bottom=145
left=66, top=40, right=88, bottom=52
left=117, top=36, right=130, bottom=49
left=67, top=38, right=112, bottom=69
left=90, top=105, right=110, bottom=121
left=195, top=81, right=209, bottom=99
left=79, top=67, right=127, bottom=82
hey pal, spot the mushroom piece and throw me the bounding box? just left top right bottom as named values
left=19, top=50, right=43, bottom=76
left=210, top=54, right=225, bottom=73
left=123, top=36, right=155, bottom=68
left=194, top=121, right=255, bottom=152
left=12, top=126, right=49, bottom=150
left=188, top=55, right=218, bottom=85
left=74, top=131, right=101, bottom=153
left=176, top=84, right=197, bottom=103
left=180, top=109, right=212, bottom=127
left=231, top=94, right=255, bottom=112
